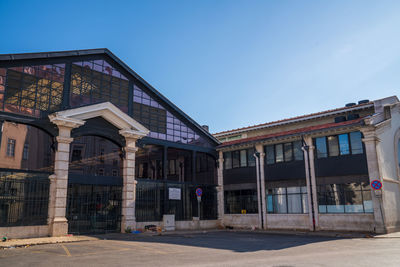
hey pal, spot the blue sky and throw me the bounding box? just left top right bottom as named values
left=0, top=0, right=399, bottom=133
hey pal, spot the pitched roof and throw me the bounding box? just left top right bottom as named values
left=217, top=117, right=364, bottom=149
left=0, top=49, right=220, bottom=145
left=214, top=102, right=373, bottom=137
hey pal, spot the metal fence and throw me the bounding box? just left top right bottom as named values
left=136, top=179, right=218, bottom=222
left=0, top=172, right=50, bottom=227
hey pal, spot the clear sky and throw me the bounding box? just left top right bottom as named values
left=0, top=0, right=399, bottom=133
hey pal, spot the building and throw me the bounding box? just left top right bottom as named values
left=215, top=96, right=400, bottom=233
left=0, top=49, right=219, bottom=238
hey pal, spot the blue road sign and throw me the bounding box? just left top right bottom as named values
left=371, top=180, right=382, bottom=190
left=195, top=188, right=203, bottom=197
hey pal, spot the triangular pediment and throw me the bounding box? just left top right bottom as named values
left=49, top=102, right=149, bottom=138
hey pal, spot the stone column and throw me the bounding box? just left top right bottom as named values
left=361, top=128, right=386, bottom=233
left=256, top=145, right=267, bottom=229
left=119, top=129, right=141, bottom=232
left=217, top=151, right=224, bottom=224
left=303, top=136, right=319, bottom=230
left=48, top=116, right=85, bottom=236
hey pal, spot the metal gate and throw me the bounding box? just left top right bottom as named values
left=66, top=175, right=122, bottom=235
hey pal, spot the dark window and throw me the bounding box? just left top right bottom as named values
left=275, top=144, right=283, bottom=163
left=247, top=148, right=256, bottom=167
left=224, top=152, right=232, bottom=170
left=169, top=160, right=176, bottom=175
left=266, top=145, right=275, bottom=164
left=71, top=146, right=83, bottom=162
left=224, top=189, right=258, bottom=214
left=327, top=136, right=339, bottom=157
left=293, top=140, right=304, bottom=161
left=284, top=143, right=293, bottom=162
left=232, top=151, right=240, bottom=168
left=350, top=132, right=363, bottom=154
left=6, top=139, right=15, bottom=157
left=338, top=134, right=350, bottom=155
left=240, top=150, right=247, bottom=167
left=22, top=143, right=29, bottom=160
left=315, top=137, right=327, bottom=158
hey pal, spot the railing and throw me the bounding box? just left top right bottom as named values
left=0, top=171, right=50, bottom=227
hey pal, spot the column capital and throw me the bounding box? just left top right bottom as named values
left=49, top=114, right=85, bottom=129
left=119, top=129, right=147, bottom=140
left=125, top=147, right=139, bottom=153
left=56, top=136, right=74, bottom=144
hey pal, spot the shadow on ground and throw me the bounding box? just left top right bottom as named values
left=89, top=231, right=342, bottom=253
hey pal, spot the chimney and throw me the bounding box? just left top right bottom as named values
left=202, top=125, right=209, bottom=132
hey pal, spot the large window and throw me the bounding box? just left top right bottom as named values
left=0, top=64, right=65, bottom=117
left=265, top=140, right=304, bottom=165
left=267, top=186, right=308, bottom=214
left=224, top=189, right=258, bottom=214
left=317, top=182, right=373, bottom=213
left=70, top=60, right=129, bottom=113
left=315, top=131, right=364, bottom=159
left=223, top=148, right=256, bottom=170
left=69, top=136, right=122, bottom=177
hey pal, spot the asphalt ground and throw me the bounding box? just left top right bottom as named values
left=0, top=231, right=399, bottom=267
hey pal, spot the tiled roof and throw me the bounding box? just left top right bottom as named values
left=217, top=117, right=364, bottom=149
left=214, top=102, right=372, bottom=136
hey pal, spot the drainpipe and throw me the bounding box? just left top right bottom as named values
left=302, top=137, right=316, bottom=231
left=254, top=152, right=264, bottom=229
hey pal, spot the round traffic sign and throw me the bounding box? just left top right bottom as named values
left=195, top=188, right=203, bottom=197
left=371, top=180, right=382, bottom=190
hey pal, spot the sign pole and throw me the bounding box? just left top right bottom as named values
left=195, top=188, right=203, bottom=220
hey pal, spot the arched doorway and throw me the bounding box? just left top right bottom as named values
left=66, top=135, right=123, bottom=234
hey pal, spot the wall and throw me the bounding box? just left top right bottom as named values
left=318, top=214, right=375, bottom=232
left=376, top=103, right=400, bottom=232
left=0, top=225, right=49, bottom=239
left=136, top=220, right=220, bottom=231
left=266, top=214, right=310, bottom=230
left=223, top=214, right=259, bottom=229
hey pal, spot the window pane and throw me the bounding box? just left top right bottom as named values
left=224, top=152, right=232, bottom=169
left=338, top=134, right=350, bottom=155
left=287, top=194, right=302, bottom=213
left=240, top=150, right=247, bottom=167
left=328, top=136, right=339, bottom=157
left=232, top=151, right=240, bottom=168
left=293, top=140, right=304, bottom=161
left=284, top=143, right=293, bottom=162
left=247, top=148, right=256, bottom=167
left=350, top=132, right=363, bottom=154
left=273, top=193, right=287, bottom=213
left=265, top=145, right=275, bottom=164
left=275, top=144, right=283, bottom=163
left=315, top=137, right=327, bottom=158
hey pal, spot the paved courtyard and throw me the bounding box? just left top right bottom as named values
left=0, top=231, right=399, bottom=267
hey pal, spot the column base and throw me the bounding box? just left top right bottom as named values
left=121, top=218, right=136, bottom=233
left=49, top=217, right=68, bottom=236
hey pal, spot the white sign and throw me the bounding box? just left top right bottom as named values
left=169, top=188, right=181, bottom=200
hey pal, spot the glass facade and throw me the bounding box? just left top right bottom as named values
left=224, top=189, right=258, bottom=214
left=69, top=136, right=122, bottom=177
left=265, top=140, right=304, bottom=165
left=70, top=60, right=129, bottom=113
left=317, top=182, right=373, bottom=213
left=267, top=186, right=308, bottom=214
left=315, top=132, right=364, bottom=159
left=0, top=64, right=65, bottom=117
left=223, top=148, right=255, bottom=170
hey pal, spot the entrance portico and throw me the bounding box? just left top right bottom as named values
left=48, top=102, right=149, bottom=236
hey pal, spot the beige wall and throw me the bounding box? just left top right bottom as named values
left=376, top=103, right=400, bottom=232
left=0, top=225, right=49, bottom=239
